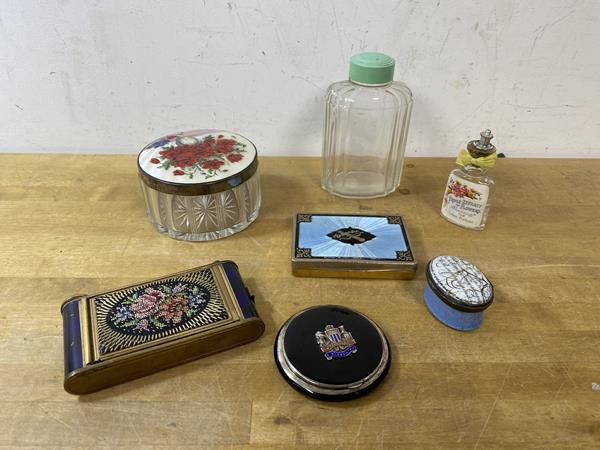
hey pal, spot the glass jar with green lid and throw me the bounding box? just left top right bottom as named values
left=321, top=52, right=413, bottom=199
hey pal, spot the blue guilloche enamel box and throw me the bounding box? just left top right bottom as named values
left=291, top=213, right=417, bottom=279
left=423, top=256, right=494, bottom=331
left=61, top=261, right=264, bottom=394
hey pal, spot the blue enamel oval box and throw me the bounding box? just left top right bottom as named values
left=424, top=256, right=494, bottom=331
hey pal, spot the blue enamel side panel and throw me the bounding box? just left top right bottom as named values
left=62, top=299, right=83, bottom=375
left=222, top=261, right=257, bottom=319
left=423, top=285, right=483, bottom=331
left=298, top=215, right=407, bottom=259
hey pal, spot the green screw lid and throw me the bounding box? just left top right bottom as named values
left=349, top=52, right=395, bottom=85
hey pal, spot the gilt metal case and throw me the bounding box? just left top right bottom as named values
left=62, top=260, right=264, bottom=394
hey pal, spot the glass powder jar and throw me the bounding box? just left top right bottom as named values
left=137, top=129, right=260, bottom=241
left=321, top=52, right=413, bottom=199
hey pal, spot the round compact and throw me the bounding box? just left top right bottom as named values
left=137, top=129, right=260, bottom=241
left=424, top=256, right=494, bottom=331
left=274, top=305, right=391, bottom=401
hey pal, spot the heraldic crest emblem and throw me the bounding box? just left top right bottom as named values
left=315, top=324, right=358, bottom=360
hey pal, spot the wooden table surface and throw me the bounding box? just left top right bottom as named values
left=1, top=154, right=599, bottom=449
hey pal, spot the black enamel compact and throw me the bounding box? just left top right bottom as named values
left=274, top=305, right=391, bottom=401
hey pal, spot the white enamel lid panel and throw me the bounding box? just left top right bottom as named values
left=138, top=129, right=257, bottom=184
left=428, top=256, right=493, bottom=307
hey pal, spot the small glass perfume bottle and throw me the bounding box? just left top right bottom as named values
left=441, top=129, right=497, bottom=230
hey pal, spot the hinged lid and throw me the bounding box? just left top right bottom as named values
left=274, top=305, right=390, bottom=400
left=79, top=262, right=246, bottom=363
left=426, top=256, right=494, bottom=312
left=138, top=129, right=258, bottom=195
left=291, top=213, right=417, bottom=279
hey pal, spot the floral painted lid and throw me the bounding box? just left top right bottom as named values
left=426, top=256, right=494, bottom=312
left=138, top=129, right=258, bottom=195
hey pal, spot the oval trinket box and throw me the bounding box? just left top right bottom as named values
left=424, top=256, right=494, bottom=331
left=138, top=129, right=260, bottom=241
left=275, top=305, right=391, bottom=401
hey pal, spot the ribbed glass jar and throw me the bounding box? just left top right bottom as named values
left=137, top=129, right=260, bottom=241
left=321, top=53, right=413, bottom=199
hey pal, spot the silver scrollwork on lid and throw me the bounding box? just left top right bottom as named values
left=429, top=256, right=492, bottom=307
left=295, top=247, right=312, bottom=258
left=315, top=325, right=358, bottom=360
left=395, top=250, right=414, bottom=261
left=386, top=216, right=404, bottom=225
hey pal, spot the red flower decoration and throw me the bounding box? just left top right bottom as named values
left=130, top=288, right=164, bottom=319
left=195, top=143, right=214, bottom=158
left=227, top=153, right=243, bottom=163
left=202, top=159, right=225, bottom=170
left=156, top=295, right=189, bottom=324
left=155, top=134, right=244, bottom=176
left=448, top=180, right=480, bottom=199
left=215, top=138, right=237, bottom=154
left=160, top=146, right=200, bottom=168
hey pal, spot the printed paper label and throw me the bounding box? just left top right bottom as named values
left=441, top=175, right=489, bottom=228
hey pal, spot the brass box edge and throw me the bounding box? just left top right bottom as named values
left=292, top=266, right=417, bottom=280
left=64, top=317, right=265, bottom=395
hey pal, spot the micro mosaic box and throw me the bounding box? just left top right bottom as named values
left=62, top=261, right=264, bottom=394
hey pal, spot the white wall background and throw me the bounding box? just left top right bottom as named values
left=1, top=0, right=599, bottom=157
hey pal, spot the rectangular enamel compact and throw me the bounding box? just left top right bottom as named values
left=61, top=261, right=264, bottom=395
left=291, top=213, right=417, bottom=279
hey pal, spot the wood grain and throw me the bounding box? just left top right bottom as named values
left=1, top=154, right=599, bottom=449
